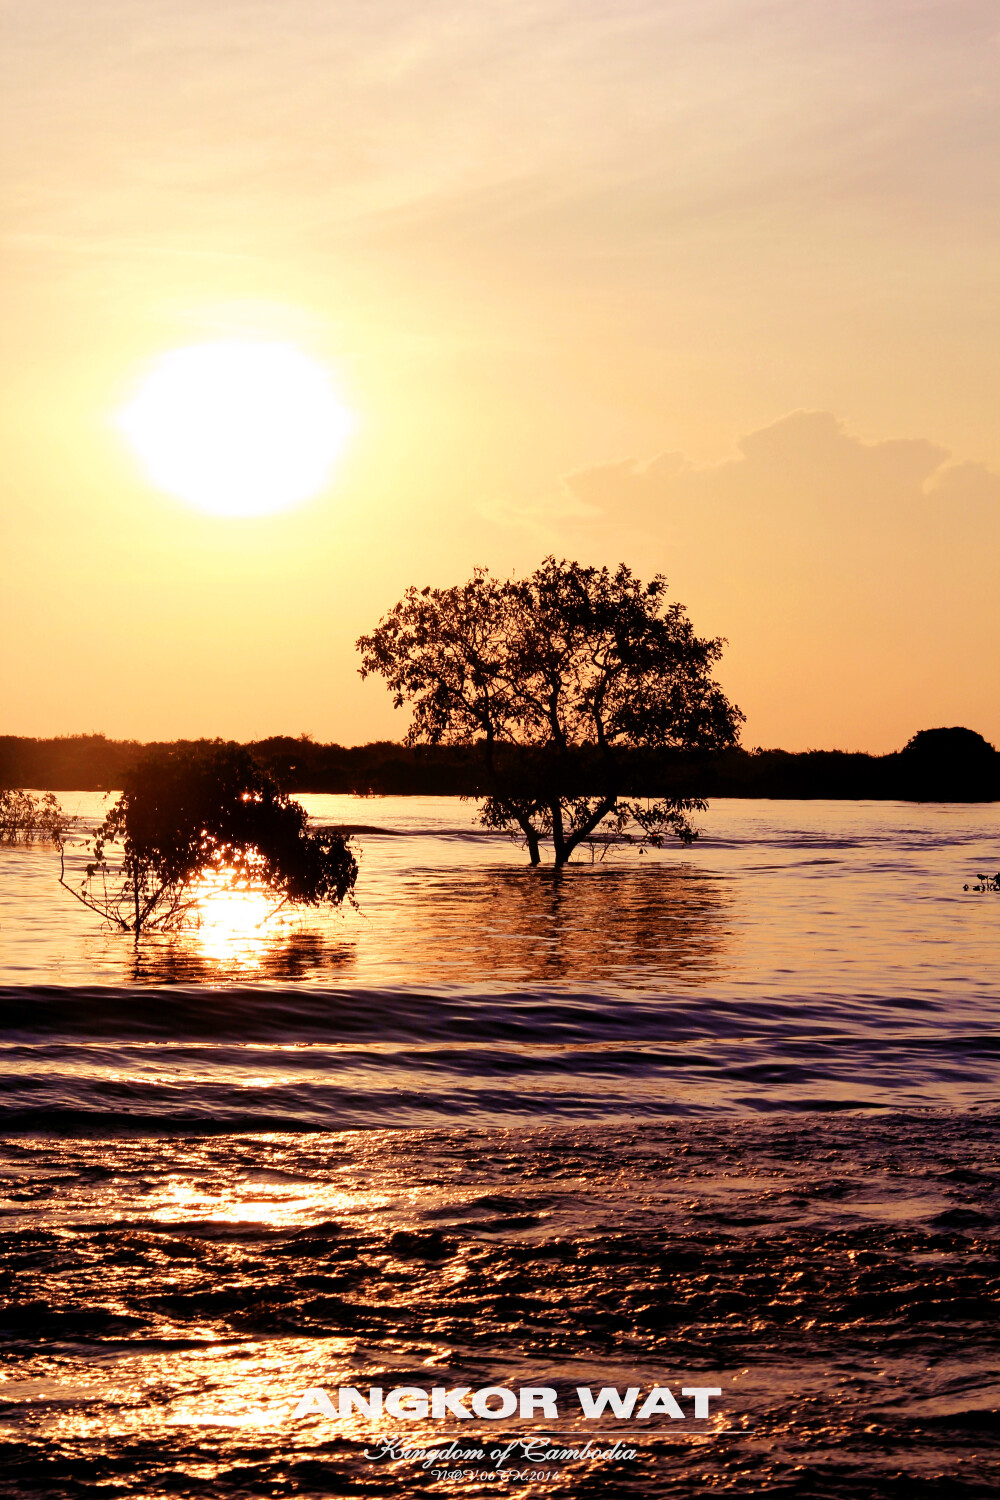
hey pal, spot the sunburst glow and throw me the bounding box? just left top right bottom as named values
left=117, top=341, right=353, bottom=516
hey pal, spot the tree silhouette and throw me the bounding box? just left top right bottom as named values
left=60, top=742, right=357, bottom=934
left=357, top=557, right=743, bottom=865
left=0, top=789, right=70, bottom=845
left=900, top=726, right=998, bottom=801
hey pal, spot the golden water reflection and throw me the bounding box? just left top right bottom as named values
left=193, top=884, right=286, bottom=964
left=127, top=874, right=356, bottom=983
left=146, top=1173, right=392, bottom=1229
left=125, top=863, right=733, bottom=988
left=408, top=865, right=733, bottom=986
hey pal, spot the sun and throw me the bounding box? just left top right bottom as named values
left=117, top=341, right=353, bottom=517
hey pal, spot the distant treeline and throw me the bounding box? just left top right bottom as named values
left=2, top=728, right=997, bottom=802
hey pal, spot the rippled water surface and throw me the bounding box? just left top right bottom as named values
left=1, top=796, right=998, bottom=1121
left=1, top=797, right=998, bottom=1496
left=1, top=1119, right=997, bottom=1498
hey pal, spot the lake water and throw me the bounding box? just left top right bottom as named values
left=2, top=795, right=998, bottom=1123
left=1, top=797, right=997, bottom=1496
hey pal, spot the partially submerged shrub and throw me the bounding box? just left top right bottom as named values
left=964, top=871, right=1000, bottom=893
left=0, top=789, right=71, bottom=845
left=59, top=742, right=358, bottom=934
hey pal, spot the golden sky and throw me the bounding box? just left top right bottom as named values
left=1, top=1, right=997, bottom=751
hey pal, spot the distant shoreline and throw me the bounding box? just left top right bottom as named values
left=2, top=733, right=997, bottom=802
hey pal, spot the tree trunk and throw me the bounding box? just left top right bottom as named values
left=551, top=801, right=567, bottom=866
left=512, top=810, right=543, bottom=866
left=559, top=791, right=620, bottom=866
left=133, top=869, right=141, bottom=938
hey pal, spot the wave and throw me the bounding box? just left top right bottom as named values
left=0, top=981, right=978, bottom=1043
left=1, top=1013, right=997, bottom=1131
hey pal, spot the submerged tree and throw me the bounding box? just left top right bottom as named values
left=0, top=789, right=71, bottom=846
left=60, top=743, right=357, bottom=934
left=357, top=557, right=743, bottom=865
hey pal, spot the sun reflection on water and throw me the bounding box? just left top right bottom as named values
left=119, top=871, right=357, bottom=982
left=148, top=1173, right=391, bottom=1229
left=191, top=879, right=290, bottom=969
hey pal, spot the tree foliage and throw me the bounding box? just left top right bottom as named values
left=60, top=743, right=357, bottom=933
left=357, top=556, right=743, bottom=864
left=0, top=789, right=71, bottom=845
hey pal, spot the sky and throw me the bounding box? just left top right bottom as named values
left=1, top=0, right=997, bottom=752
